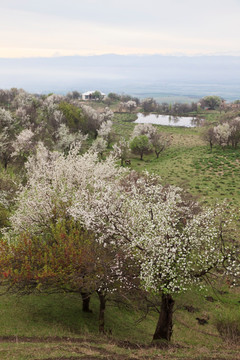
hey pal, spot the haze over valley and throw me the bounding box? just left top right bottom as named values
left=1, top=54, right=240, bottom=102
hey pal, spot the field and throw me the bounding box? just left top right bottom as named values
left=0, top=111, right=240, bottom=359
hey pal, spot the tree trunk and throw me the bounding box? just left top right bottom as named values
left=210, top=141, right=213, bottom=152
left=81, top=292, right=92, bottom=313
left=4, top=158, right=8, bottom=170
left=97, top=291, right=106, bottom=333
left=153, top=294, right=175, bottom=342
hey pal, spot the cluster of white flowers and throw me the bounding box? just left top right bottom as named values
left=0, top=190, right=10, bottom=208
left=41, top=94, right=64, bottom=118
left=12, top=90, right=35, bottom=109
left=91, top=137, right=107, bottom=156
left=213, top=123, right=232, bottom=147
left=70, top=171, right=239, bottom=294
left=97, top=120, right=113, bottom=139
left=0, top=109, right=16, bottom=163
left=0, top=108, right=14, bottom=128
left=81, top=105, right=99, bottom=122
left=9, top=144, right=125, bottom=235
left=212, top=118, right=240, bottom=148
left=112, top=138, right=130, bottom=164
left=12, top=129, right=35, bottom=157
left=131, top=123, right=157, bottom=140
left=81, top=105, right=113, bottom=124
left=16, top=107, right=31, bottom=127
left=55, top=124, right=88, bottom=152
left=120, top=101, right=137, bottom=112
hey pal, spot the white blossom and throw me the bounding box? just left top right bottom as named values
left=12, top=129, right=35, bottom=157
left=97, top=120, right=113, bottom=139
left=91, top=137, right=107, bottom=156
left=55, top=124, right=88, bottom=152
left=0, top=108, right=14, bottom=128
left=132, top=123, right=157, bottom=141
left=213, top=123, right=232, bottom=147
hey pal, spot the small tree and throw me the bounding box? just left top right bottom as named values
left=229, top=117, right=240, bottom=148
left=97, top=120, right=114, bottom=147
left=130, top=135, right=152, bottom=160
left=91, top=138, right=107, bottom=159
left=59, top=102, right=86, bottom=133
left=200, top=96, right=223, bottom=110
left=112, top=138, right=130, bottom=166
left=0, top=108, right=17, bottom=169
left=81, top=105, right=113, bottom=138
left=11, top=129, right=35, bottom=159
left=92, top=91, right=104, bottom=101
left=151, top=132, right=170, bottom=158
left=132, top=123, right=157, bottom=141
left=214, top=123, right=232, bottom=148
left=141, top=98, right=158, bottom=113
left=0, top=220, right=133, bottom=333
left=202, top=127, right=216, bottom=151
left=55, top=124, right=88, bottom=153
left=132, top=124, right=170, bottom=158
left=108, top=93, right=121, bottom=102
left=124, top=101, right=137, bottom=113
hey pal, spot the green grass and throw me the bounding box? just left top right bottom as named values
left=0, top=293, right=156, bottom=341
left=137, top=145, right=240, bottom=207
left=0, top=288, right=239, bottom=359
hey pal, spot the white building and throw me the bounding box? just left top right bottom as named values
left=82, top=91, right=106, bottom=101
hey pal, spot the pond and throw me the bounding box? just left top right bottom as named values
left=135, top=113, right=203, bottom=127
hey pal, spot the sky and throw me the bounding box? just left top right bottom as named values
left=1, top=0, right=240, bottom=58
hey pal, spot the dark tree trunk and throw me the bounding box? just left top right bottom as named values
left=153, top=294, right=175, bottom=342
left=209, top=141, right=213, bottom=152
left=97, top=291, right=106, bottom=333
left=4, top=158, right=8, bottom=170
left=81, top=292, right=92, bottom=313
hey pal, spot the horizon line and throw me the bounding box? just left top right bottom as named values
left=1, top=52, right=240, bottom=60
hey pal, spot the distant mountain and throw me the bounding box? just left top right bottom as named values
left=0, top=54, right=240, bottom=101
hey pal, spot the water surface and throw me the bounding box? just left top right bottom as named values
left=135, top=113, right=202, bottom=127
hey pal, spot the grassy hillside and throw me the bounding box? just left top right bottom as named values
left=113, top=113, right=240, bottom=208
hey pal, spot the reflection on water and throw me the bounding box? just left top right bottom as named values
left=135, top=113, right=203, bottom=127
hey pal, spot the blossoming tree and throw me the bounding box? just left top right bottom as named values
left=131, top=124, right=171, bottom=158
left=2, top=144, right=136, bottom=332
left=69, top=171, right=239, bottom=341
left=2, top=145, right=239, bottom=341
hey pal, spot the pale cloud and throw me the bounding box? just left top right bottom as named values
left=0, top=0, right=240, bottom=57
